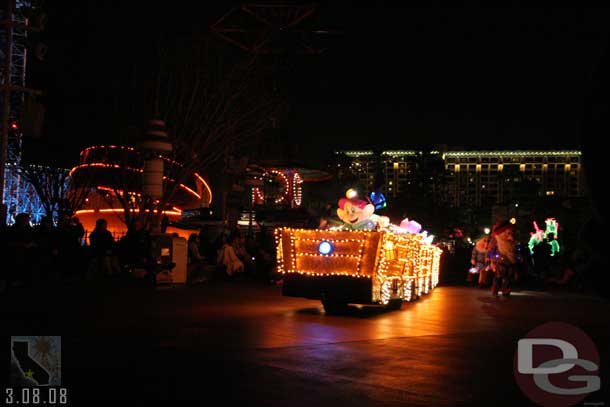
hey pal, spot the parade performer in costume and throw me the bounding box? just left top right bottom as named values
left=487, top=220, right=520, bottom=296
left=528, top=218, right=560, bottom=257
left=528, top=223, right=545, bottom=255
left=545, top=218, right=560, bottom=256
left=471, top=234, right=492, bottom=287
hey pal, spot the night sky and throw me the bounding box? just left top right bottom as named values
left=28, top=4, right=610, bottom=166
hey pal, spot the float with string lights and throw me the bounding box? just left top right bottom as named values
left=275, top=189, right=443, bottom=313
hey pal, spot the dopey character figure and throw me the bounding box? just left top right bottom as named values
left=337, top=198, right=376, bottom=230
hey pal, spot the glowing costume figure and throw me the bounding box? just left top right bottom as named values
left=528, top=218, right=560, bottom=256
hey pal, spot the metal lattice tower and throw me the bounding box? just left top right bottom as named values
left=1, top=0, right=29, bottom=162
left=4, top=162, right=45, bottom=223
left=1, top=1, right=46, bottom=224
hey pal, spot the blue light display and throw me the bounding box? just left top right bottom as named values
left=318, top=241, right=333, bottom=255
left=370, top=191, right=387, bottom=210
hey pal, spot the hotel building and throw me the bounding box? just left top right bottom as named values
left=335, top=150, right=584, bottom=208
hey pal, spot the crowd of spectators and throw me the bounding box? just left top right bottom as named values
left=0, top=212, right=279, bottom=292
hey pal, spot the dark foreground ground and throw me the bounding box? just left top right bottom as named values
left=1, top=279, right=609, bottom=406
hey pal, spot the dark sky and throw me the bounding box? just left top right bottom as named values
left=29, top=4, right=610, bottom=166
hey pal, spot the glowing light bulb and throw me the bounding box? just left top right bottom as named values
left=318, top=241, right=333, bottom=255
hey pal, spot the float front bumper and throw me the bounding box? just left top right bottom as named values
left=281, top=274, right=373, bottom=304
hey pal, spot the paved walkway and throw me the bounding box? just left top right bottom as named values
left=2, top=282, right=609, bottom=405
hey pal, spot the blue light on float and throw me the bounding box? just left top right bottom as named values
left=370, top=191, right=387, bottom=210
left=318, top=241, right=333, bottom=255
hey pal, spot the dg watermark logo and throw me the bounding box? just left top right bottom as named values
left=514, top=322, right=601, bottom=407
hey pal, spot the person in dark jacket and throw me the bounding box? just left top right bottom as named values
left=88, top=219, right=118, bottom=277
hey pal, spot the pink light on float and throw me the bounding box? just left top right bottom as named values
left=400, top=218, right=422, bottom=234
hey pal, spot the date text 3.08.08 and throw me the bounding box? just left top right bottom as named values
left=5, top=387, right=69, bottom=405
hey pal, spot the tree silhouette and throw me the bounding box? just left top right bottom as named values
left=105, top=34, right=283, bottom=227
left=19, top=164, right=89, bottom=220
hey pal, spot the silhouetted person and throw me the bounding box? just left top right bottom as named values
left=88, top=219, right=118, bottom=278
left=71, top=216, right=85, bottom=245
left=34, top=216, right=59, bottom=281
left=532, top=237, right=552, bottom=279
left=57, top=214, right=83, bottom=281
left=187, top=233, right=207, bottom=283
left=7, top=213, right=36, bottom=286
left=119, top=218, right=152, bottom=270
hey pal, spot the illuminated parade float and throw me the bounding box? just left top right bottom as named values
left=275, top=190, right=443, bottom=313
